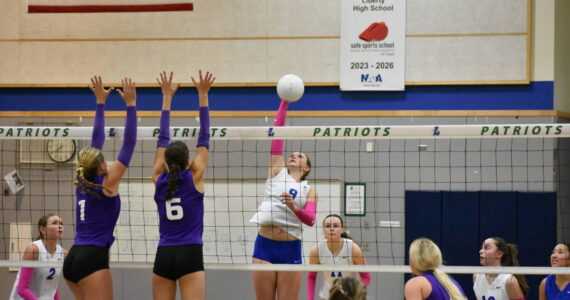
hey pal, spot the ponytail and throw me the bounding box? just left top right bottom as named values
left=74, top=147, right=110, bottom=199
left=492, top=238, right=530, bottom=296
left=432, top=268, right=465, bottom=300
left=166, top=164, right=181, bottom=200
left=409, top=238, right=466, bottom=300
left=75, top=166, right=109, bottom=199
left=163, top=141, right=189, bottom=201
left=505, top=243, right=530, bottom=296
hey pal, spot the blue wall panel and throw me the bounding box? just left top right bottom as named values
left=442, top=191, right=479, bottom=300
left=479, top=191, right=518, bottom=244
left=517, top=192, right=556, bottom=300
left=405, top=191, right=442, bottom=254
left=0, top=81, right=553, bottom=111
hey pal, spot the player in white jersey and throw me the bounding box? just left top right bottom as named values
left=307, top=214, right=370, bottom=300
left=473, top=237, right=529, bottom=300
left=250, top=98, right=318, bottom=300
left=10, top=214, right=67, bottom=300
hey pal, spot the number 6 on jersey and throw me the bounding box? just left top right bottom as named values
left=166, top=198, right=183, bottom=220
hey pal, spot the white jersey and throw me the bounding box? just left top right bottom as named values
left=249, top=168, right=311, bottom=239
left=9, top=240, right=64, bottom=300
left=317, top=238, right=357, bottom=299
left=473, top=273, right=512, bottom=300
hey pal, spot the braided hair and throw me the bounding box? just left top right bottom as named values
left=74, top=147, right=110, bottom=199
left=164, top=141, right=189, bottom=200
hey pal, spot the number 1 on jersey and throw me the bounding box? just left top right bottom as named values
left=78, top=199, right=86, bottom=221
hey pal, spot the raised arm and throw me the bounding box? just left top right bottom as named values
left=104, top=78, right=137, bottom=194
left=89, top=76, right=114, bottom=150
left=268, top=100, right=289, bottom=178
left=190, top=70, right=215, bottom=193
left=152, top=71, right=180, bottom=184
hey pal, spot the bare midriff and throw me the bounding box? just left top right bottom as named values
left=258, top=224, right=298, bottom=241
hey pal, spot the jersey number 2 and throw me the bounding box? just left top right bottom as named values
left=166, top=198, right=183, bottom=220
left=46, top=268, right=56, bottom=280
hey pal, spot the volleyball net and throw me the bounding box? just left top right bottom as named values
left=1, top=123, right=569, bottom=275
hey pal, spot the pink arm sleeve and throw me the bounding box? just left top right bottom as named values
left=17, top=267, right=38, bottom=300
left=307, top=272, right=317, bottom=300
left=294, top=201, right=316, bottom=226
left=359, top=272, right=371, bottom=285
left=270, top=100, right=289, bottom=156
left=54, top=289, right=60, bottom=300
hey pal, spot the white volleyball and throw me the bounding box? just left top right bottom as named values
left=277, top=74, right=304, bottom=103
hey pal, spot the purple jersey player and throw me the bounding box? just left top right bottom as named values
left=151, top=71, right=215, bottom=300
left=405, top=238, right=466, bottom=300
left=63, top=76, right=137, bottom=300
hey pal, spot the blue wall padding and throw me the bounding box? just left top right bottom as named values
left=517, top=192, right=556, bottom=300
left=0, top=81, right=553, bottom=111
left=479, top=191, right=518, bottom=243
left=442, top=191, right=480, bottom=300
left=404, top=191, right=442, bottom=283
left=404, top=191, right=442, bottom=260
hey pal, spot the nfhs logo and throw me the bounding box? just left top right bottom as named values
left=361, top=74, right=383, bottom=83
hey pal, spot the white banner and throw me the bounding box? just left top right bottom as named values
left=340, top=0, right=406, bottom=91
left=0, top=125, right=568, bottom=140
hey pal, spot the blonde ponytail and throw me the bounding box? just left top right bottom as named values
left=432, top=268, right=465, bottom=300
left=409, top=238, right=466, bottom=300
left=74, top=147, right=111, bottom=198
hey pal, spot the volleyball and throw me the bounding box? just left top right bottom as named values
left=277, top=74, right=304, bottom=102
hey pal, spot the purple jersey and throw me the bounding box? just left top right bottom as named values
left=74, top=175, right=121, bottom=247
left=154, top=169, right=204, bottom=247
left=423, top=272, right=465, bottom=300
